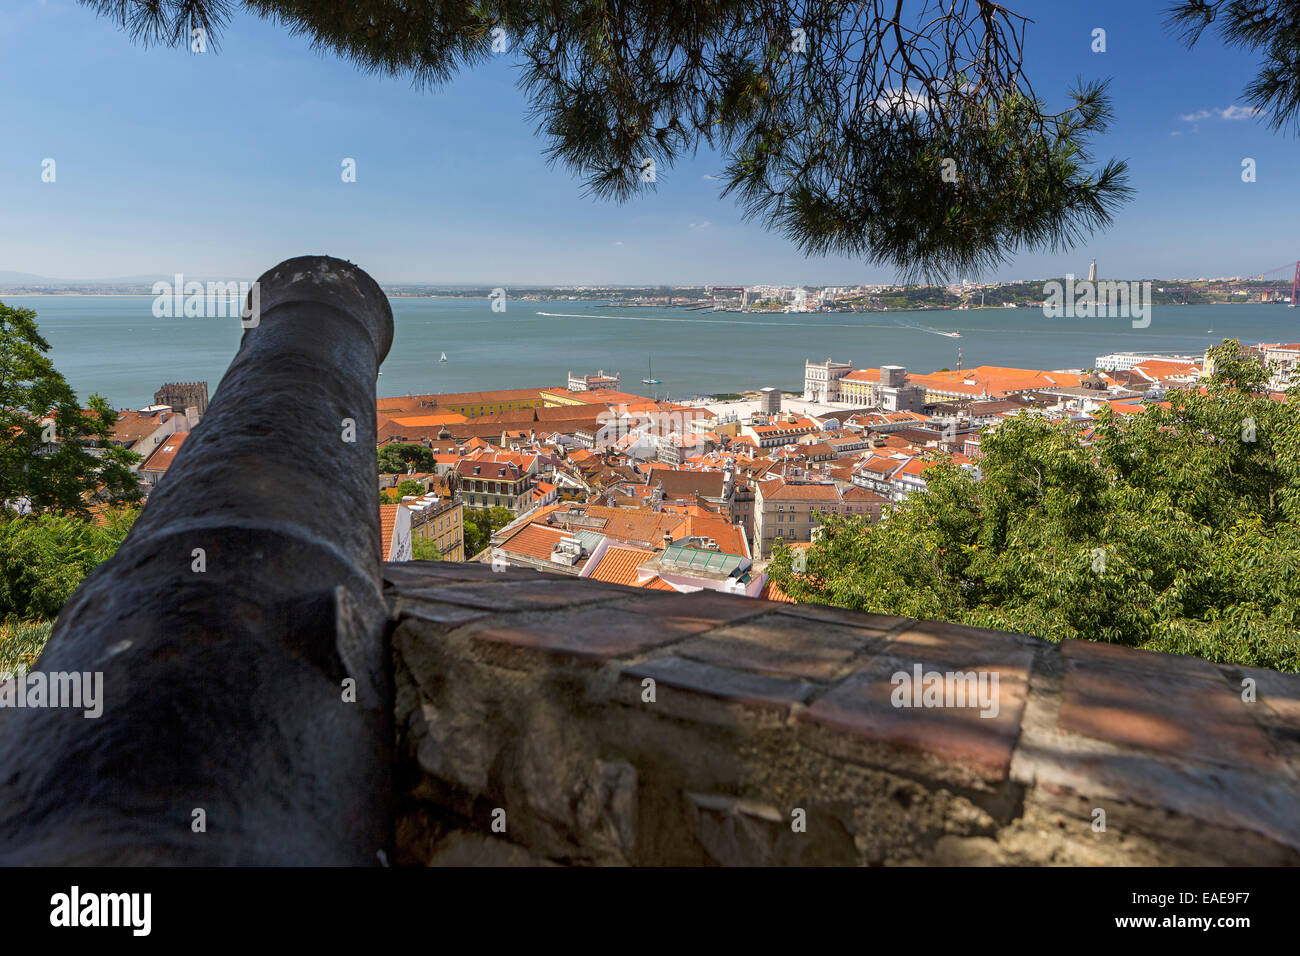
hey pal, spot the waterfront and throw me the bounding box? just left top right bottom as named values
left=11, top=295, right=1295, bottom=408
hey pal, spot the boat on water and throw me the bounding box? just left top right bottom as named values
left=439, top=352, right=447, bottom=364
left=641, top=357, right=662, bottom=385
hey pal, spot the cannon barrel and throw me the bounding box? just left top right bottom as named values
left=0, top=256, right=395, bottom=864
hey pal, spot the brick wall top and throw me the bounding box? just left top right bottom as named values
left=384, top=562, right=1300, bottom=866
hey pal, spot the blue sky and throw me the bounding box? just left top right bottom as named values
left=1, top=0, right=1296, bottom=285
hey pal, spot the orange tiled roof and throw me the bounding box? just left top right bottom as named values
left=548, top=503, right=686, bottom=546
left=379, top=502, right=400, bottom=561
left=1105, top=401, right=1148, bottom=415
left=110, top=408, right=176, bottom=446
left=640, top=575, right=678, bottom=591
left=456, top=459, right=523, bottom=480
left=1132, top=359, right=1199, bottom=381
left=587, top=545, right=656, bottom=587
left=757, top=478, right=841, bottom=500
left=759, top=579, right=796, bottom=603
left=497, top=522, right=573, bottom=562
left=387, top=412, right=469, bottom=427
left=683, top=513, right=749, bottom=557
left=140, top=432, right=189, bottom=472
left=908, top=366, right=1082, bottom=398
left=378, top=387, right=551, bottom=412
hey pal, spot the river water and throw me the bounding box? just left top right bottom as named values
left=9, top=295, right=1292, bottom=409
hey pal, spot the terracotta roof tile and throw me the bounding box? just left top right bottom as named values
left=140, top=432, right=189, bottom=472
left=640, top=575, right=678, bottom=591
left=497, top=522, right=573, bottom=562
left=379, top=502, right=400, bottom=561
left=759, top=578, right=796, bottom=603
left=587, top=546, right=656, bottom=587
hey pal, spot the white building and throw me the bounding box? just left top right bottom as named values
left=803, top=357, right=853, bottom=403
left=568, top=369, right=620, bottom=391
left=1095, top=352, right=1198, bottom=372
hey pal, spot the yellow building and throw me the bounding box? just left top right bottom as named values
left=838, top=369, right=881, bottom=404
left=432, top=389, right=549, bottom=418
left=407, top=496, right=465, bottom=561
left=379, top=388, right=550, bottom=420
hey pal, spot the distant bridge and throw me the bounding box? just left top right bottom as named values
left=1256, top=261, right=1299, bottom=306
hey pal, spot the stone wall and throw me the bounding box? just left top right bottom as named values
left=385, top=562, right=1300, bottom=866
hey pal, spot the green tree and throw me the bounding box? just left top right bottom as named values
left=0, top=302, right=142, bottom=515
left=769, top=342, right=1300, bottom=672
left=0, top=507, right=139, bottom=621
left=411, top=536, right=443, bottom=561
left=0, top=619, right=54, bottom=677
left=83, top=0, right=1130, bottom=279
left=396, top=479, right=425, bottom=498
left=463, top=506, right=518, bottom=557
left=382, top=479, right=426, bottom=503
left=377, top=443, right=436, bottom=474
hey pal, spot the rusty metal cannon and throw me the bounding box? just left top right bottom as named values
left=0, top=256, right=394, bottom=864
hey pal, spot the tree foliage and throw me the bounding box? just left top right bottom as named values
left=769, top=341, right=1300, bottom=672
left=0, top=618, right=54, bottom=677
left=411, top=535, right=443, bottom=560
left=81, top=0, right=1130, bottom=280
left=1, top=302, right=142, bottom=515
left=463, top=505, right=518, bottom=557
left=0, top=508, right=139, bottom=621
left=1168, top=0, right=1300, bottom=136
left=377, top=442, right=436, bottom=474
left=382, top=478, right=427, bottom=502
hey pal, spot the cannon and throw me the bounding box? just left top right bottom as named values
left=0, top=256, right=395, bottom=864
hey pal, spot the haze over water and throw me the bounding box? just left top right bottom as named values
left=13, top=295, right=1295, bottom=410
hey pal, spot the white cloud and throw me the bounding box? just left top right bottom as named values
left=689, top=221, right=712, bottom=231
left=1180, top=105, right=1262, bottom=123
left=1220, top=104, right=1261, bottom=120
left=701, top=174, right=721, bottom=181
left=872, top=88, right=933, bottom=113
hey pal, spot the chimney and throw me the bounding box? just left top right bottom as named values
left=662, top=532, right=672, bottom=549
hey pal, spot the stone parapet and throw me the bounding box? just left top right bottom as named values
left=386, top=562, right=1300, bottom=866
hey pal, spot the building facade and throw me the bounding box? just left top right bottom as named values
left=406, top=494, right=465, bottom=561
left=568, top=370, right=621, bottom=391
left=803, top=358, right=853, bottom=403
left=154, top=381, right=209, bottom=417
left=753, top=479, right=840, bottom=558
left=455, top=459, right=534, bottom=512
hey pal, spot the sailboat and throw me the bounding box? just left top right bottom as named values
left=439, top=352, right=447, bottom=364
left=641, top=357, right=662, bottom=385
